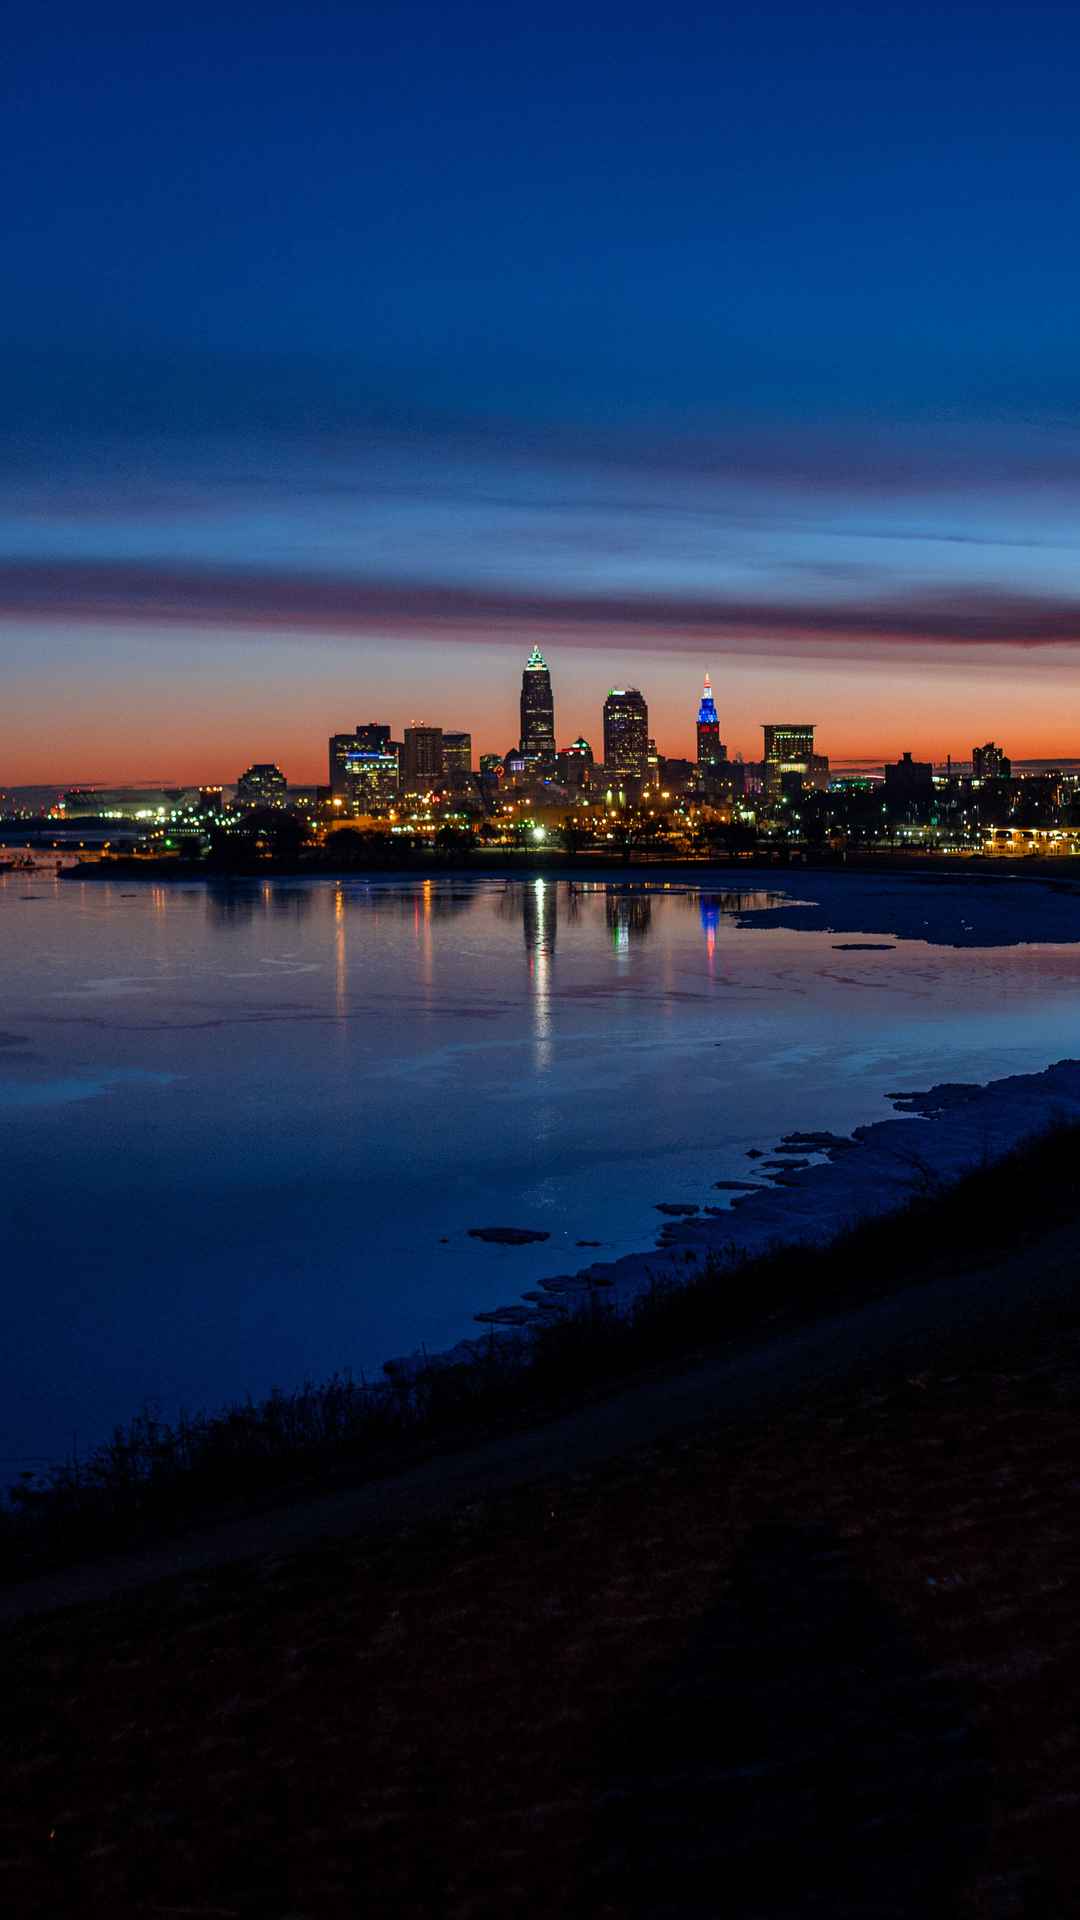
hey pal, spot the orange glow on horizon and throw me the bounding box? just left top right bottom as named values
left=5, top=627, right=1080, bottom=787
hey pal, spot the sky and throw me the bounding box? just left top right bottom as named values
left=5, top=0, right=1080, bottom=785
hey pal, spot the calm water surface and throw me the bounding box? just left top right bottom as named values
left=3, top=867, right=1080, bottom=1465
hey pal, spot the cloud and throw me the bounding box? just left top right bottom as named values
left=3, top=558, right=1080, bottom=655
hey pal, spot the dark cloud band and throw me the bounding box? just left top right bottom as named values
left=3, top=559, right=1080, bottom=652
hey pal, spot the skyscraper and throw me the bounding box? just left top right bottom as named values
left=344, top=750, right=399, bottom=813
left=329, top=724, right=393, bottom=798
left=761, top=723, right=829, bottom=796
left=402, top=726, right=444, bottom=794
left=696, top=674, right=726, bottom=767
left=603, top=688, right=649, bottom=780
left=519, top=646, right=556, bottom=762
left=443, top=732, right=473, bottom=781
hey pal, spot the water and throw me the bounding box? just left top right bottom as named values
left=4, top=865, right=1080, bottom=1468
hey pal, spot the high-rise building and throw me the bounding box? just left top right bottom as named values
left=328, top=734, right=356, bottom=798
left=402, top=725, right=444, bottom=794
left=761, top=724, right=828, bottom=796
left=696, top=674, right=727, bottom=767
left=329, top=724, right=393, bottom=798
left=443, top=732, right=473, bottom=782
left=972, top=741, right=1011, bottom=781
left=235, top=763, right=288, bottom=807
left=519, top=646, right=556, bottom=762
left=603, top=689, right=649, bottom=781
left=344, top=749, right=399, bottom=813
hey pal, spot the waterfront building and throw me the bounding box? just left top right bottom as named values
left=603, top=688, right=649, bottom=781
left=519, top=645, right=556, bottom=763
left=235, top=763, right=288, bottom=807
left=696, top=674, right=727, bottom=767
left=972, top=741, right=1012, bottom=781
left=402, top=725, right=444, bottom=794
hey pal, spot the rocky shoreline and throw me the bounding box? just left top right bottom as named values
left=384, top=1057, right=1080, bottom=1381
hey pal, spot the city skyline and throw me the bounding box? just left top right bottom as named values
left=2, top=642, right=1074, bottom=793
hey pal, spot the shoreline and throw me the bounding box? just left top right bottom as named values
left=4, top=1095, right=1079, bottom=1592
left=47, top=847, right=1080, bottom=883
left=384, top=1055, right=1080, bottom=1381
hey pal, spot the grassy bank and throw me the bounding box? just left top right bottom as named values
left=5, top=1121, right=1080, bottom=1585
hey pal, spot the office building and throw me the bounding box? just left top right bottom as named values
left=443, top=732, right=473, bottom=782
left=328, top=734, right=356, bottom=799
left=519, top=645, right=556, bottom=762
left=603, top=688, right=649, bottom=781
left=402, top=725, right=444, bottom=794
left=329, top=724, right=394, bottom=798
left=761, top=724, right=828, bottom=796
left=344, top=749, right=399, bottom=813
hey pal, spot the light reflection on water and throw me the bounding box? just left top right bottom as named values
left=3, top=869, right=1080, bottom=1465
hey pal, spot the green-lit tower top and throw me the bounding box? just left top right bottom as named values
left=520, top=645, right=556, bottom=760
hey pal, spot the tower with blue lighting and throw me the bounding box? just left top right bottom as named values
left=696, top=673, right=725, bottom=767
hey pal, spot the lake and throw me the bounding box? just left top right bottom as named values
left=4, top=864, right=1080, bottom=1467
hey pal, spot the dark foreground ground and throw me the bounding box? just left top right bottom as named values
left=3, top=1245, right=1080, bottom=1917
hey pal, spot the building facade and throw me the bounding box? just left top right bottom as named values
left=519, top=646, right=556, bottom=762
left=442, top=732, right=473, bottom=783
left=761, top=724, right=828, bottom=797
left=329, top=725, right=394, bottom=798
left=401, top=726, right=444, bottom=794
left=235, top=763, right=288, bottom=807
left=344, top=749, right=399, bottom=813
left=556, top=737, right=593, bottom=787
left=603, top=688, right=649, bottom=781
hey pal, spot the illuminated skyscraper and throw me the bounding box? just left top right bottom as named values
left=696, top=674, right=726, bottom=767
left=603, top=688, right=649, bottom=780
left=329, top=724, right=393, bottom=798
left=519, top=646, right=556, bottom=762
left=344, top=750, right=399, bottom=812
left=761, top=723, right=828, bottom=796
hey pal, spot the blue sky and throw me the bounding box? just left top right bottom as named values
left=5, top=1, right=1080, bottom=780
